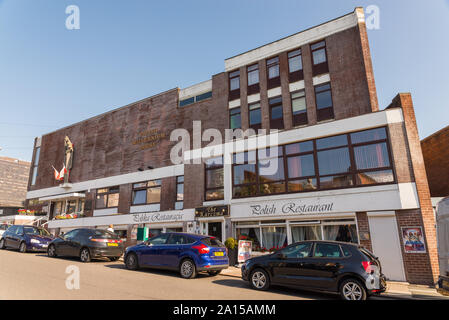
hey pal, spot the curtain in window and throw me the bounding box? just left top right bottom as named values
left=323, top=225, right=340, bottom=241
left=262, top=227, right=286, bottom=250
left=354, top=143, right=389, bottom=170
left=291, top=226, right=322, bottom=242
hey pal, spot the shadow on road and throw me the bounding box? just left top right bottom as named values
left=35, top=254, right=112, bottom=263
left=104, top=264, right=212, bottom=279
left=212, top=279, right=338, bottom=300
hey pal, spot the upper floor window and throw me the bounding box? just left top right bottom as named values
left=315, top=83, right=334, bottom=121
left=96, top=186, right=119, bottom=209
left=291, top=90, right=307, bottom=126
left=175, top=176, right=184, bottom=210
left=205, top=157, right=224, bottom=201
left=269, top=96, right=284, bottom=130
left=31, top=147, right=40, bottom=185
left=288, top=49, right=304, bottom=82
left=179, top=91, right=212, bottom=107
left=229, top=107, right=241, bottom=130
left=267, top=56, right=280, bottom=89
left=132, top=180, right=161, bottom=205
left=249, top=102, right=262, bottom=132
left=229, top=70, right=240, bottom=100
left=311, top=40, right=329, bottom=75
left=247, top=64, right=260, bottom=95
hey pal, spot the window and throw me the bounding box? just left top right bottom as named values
left=291, top=90, right=307, bottom=126
left=205, top=157, right=224, bottom=201
left=269, top=96, right=284, bottom=130
left=280, top=242, right=312, bottom=258
left=247, top=64, right=259, bottom=94
left=96, top=186, right=119, bottom=209
left=231, top=127, right=394, bottom=198
left=179, top=91, right=212, bottom=107
left=266, top=56, right=280, bottom=88
left=175, top=176, right=184, bottom=210
left=310, top=40, right=329, bottom=75
left=291, top=225, right=322, bottom=242
left=313, top=243, right=343, bottom=258
left=229, top=107, right=241, bottom=130
left=288, top=48, right=303, bottom=82
left=148, top=233, right=170, bottom=245
left=323, top=224, right=358, bottom=243
left=132, top=180, right=161, bottom=205
left=249, top=102, right=262, bottom=131
left=31, top=147, right=40, bottom=185
left=229, top=70, right=240, bottom=100
left=315, top=83, right=334, bottom=121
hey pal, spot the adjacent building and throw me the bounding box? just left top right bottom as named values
left=25, top=8, right=439, bottom=285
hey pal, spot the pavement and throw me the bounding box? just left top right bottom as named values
left=221, top=265, right=449, bottom=300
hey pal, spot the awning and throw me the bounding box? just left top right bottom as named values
left=39, top=193, right=85, bottom=202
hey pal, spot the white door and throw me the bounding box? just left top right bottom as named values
left=368, top=214, right=406, bottom=281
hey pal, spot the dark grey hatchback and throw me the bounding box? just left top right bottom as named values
left=241, top=240, right=386, bottom=300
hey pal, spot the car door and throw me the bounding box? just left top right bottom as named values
left=269, top=242, right=313, bottom=286
left=140, top=233, right=170, bottom=267
left=300, top=242, right=345, bottom=290
left=12, top=226, right=24, bottom=249
left=57, top=230, right=77, bottom=256
left=162, top=234, right=185, bottom=268
left=3, top=226, right=16, bottom=247
left=66, top=230, right=84, bottom=257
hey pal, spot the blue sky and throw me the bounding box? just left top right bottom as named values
left=0, top=0, right=448, bottom=161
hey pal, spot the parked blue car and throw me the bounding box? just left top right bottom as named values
left=124, top=232, right=229, bottom=278
left=0, top=225, right=54, bottom=253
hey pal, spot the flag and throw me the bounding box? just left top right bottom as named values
left=52, top=166, right=60, bottom=180
left=59, top=164, right=67, bottom=181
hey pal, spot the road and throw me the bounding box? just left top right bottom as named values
left=0, top=249, right=349, bottom=300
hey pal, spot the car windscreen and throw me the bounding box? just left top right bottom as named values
left=23, top=227, right=50, bottom=236
left=90, top=229, right=118, bottom=239
left=201, top=237, right=224, bottom=247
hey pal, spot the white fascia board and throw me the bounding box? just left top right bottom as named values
left=247, top=93, right=261, bottom=104
left=179, top=80, right=212, bottom=100
left=267, top=87, right=282, bottom=98
left=39, top=193, right=86, bottom=202
left=184, top=109, right=404, bottom=162
left=27, top=164, right=184, bottom=200
left=228, top=99, right=240, bottom=109
left=289, top=81, right=305, bottom=92
left=225, top=11, right=360, bottom=71
left=312, top=73, right=330, bottom=86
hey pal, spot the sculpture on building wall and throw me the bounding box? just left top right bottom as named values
left=63, top=136, right=74, bottom=184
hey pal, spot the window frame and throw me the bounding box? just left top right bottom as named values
left=228, top=69, right=240, bottom=100
left=287, top=48, right=304, bottom=82
left=310, top=40, right=329, bottom=76
left=95, top=186, right=120, bottom=209
left=131, top=180, right=162, bottom=206
left=314, top=82, right=334, bottom=122
left=31, top=146, right=40, bottom=186
left=175, top=175, right=184, bottom=210
left=204, top=156, right=224, bottom=201
left=269, top=96, right=284, bottom=130
left=247, top=63, right=260, bottom=94
left=266, top=56, right=280, bottom=89
left=291, top=89, right=308, bottom=126
left=229, top=107, right=242, bottom=130
left=248, top=102, right=262, bottom=131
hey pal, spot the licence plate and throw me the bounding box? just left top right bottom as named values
left=107, top=243, right=118, bottom=247
left=214, top=251, right=224, bottom=256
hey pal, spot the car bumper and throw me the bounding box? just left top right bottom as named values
left=28, top=243, right=49, bottom=252
left=365, top=273, right=387, bottom=294
left=197, top=264, right=229, bottom=272
left=90, top=247, right=124, bottom=258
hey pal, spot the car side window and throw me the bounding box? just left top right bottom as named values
left=341, top=245, right=351, bottom=257
left=64, top=230, right=77, bottom=240
left=148, top=233, right=170, bottom=245
left=167, top=235, right=187, bottom=245
left=313, top=243, right=343, bottom=258
left=280, top=242, right=312, bottom=259
left=7, top=226, right=16, bottom=234
left=15, top=227, right=24, bottom=235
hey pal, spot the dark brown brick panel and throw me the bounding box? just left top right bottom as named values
left=0, top=157, right=30, bottom=209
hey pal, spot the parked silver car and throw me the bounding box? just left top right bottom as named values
left=0, top=224, right=10, bottom=239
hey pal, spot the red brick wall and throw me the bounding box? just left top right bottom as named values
left=387, top=93, right=439, bottom=284
left=356, top=212, right=373, bottom=252
left=421, top=125, right=449, bottom=197
left=0, top=157, right=30, bottom=209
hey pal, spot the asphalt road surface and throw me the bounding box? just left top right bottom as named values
left=0, top=249, right=369, bottom=300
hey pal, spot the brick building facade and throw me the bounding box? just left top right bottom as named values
left=25, top=8, right=439, bottom=285
left=0, top=156, right=30, bottom=216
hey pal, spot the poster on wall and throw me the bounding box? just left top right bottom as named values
left=238, top=240, right=252, bottom=263
left=401, top=227, right=426, bottom=253
left=130, top=225, right=138, bottom=241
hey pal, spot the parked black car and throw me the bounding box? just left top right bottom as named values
left=47, top=228, right=124, bottom=262
left=0, top=225, right=54, bottom=252
left=241, top=240, right=387, bottom=300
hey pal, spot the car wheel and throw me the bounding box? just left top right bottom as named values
left=109, top=256, right=120, bottom=262
left=0, top=238, right=5, bottom=249
left=250, top=269, right=270, bottom=291
left=80, top=248, right=91, bottom=263
left=340, top=278, right=367, bottom=300
left=207, top=270, right=221, bottom=276
left=180, top=259, right=197, bottom=279
left=47, top=244, right=57, bottom=257
left=19, top=242, right=27, bottom=253
left=125, top=253, right=139, bottom=270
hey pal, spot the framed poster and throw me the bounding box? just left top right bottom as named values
left=238, top=240, right=252, bottom=263
left=401, top=227, right=426, bottom=253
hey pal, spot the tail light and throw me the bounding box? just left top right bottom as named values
left=90, top=238, right=122, bottom=243
left=362, top=261, right=375, bottom=274
left=192, top=243, right=210, bottom=255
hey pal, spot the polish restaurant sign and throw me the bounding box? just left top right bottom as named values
left=195, top=205, right=229, bottom=218
left=132, top=211, right=185, bottom=223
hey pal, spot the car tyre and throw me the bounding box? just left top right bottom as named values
left=339, top=278, right=367, bottom=301
left=47, top=244, right=57, bottom=257
left=250, top=268, right=270, bottom=291
left=207, top=270, right=221, bottom=276
left=125, top=253, right=139, bottom=270
left=80, top=247, right=91, bottom=263
left=0, top=238, right=5, bottom=249
left=180, top=259, right=197, bottom=279
left=19, top=242, right=27, bottom=253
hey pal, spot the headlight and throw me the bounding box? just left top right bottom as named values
left=30, top=239, right=40, bottom=244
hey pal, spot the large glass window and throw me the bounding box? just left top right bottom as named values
left=229, top=70, right=240, bottom=91
left=269, top=96, right=284, bottom=130
left=315, top=83, right=334, bottom=121
left=31, top=147, right=40, bottom=185
left=288, top=49, right=302, bottom=73
left=323, top=224, right=358, bottom=243
left=249, top=102, right=262, bottom=131
left=291, top=225, right=322, bottom=242
left=229, top=107, right=241, bottom=130
left=132, top=180, right=161, bottom=205
left=231, top=127, right=394, bottom=198
left=291, top=90, right=307, bottom=126
left=247, top=64, right=259, bottom=86
left=96, top=186, right=120, bottom=209
left=311, top=41, right=327, bottom=65
left=205, top=156, right=224, bottom=201
left=175, top=176, right=184, bottom=210
left=267, top=56, right=280, bottom=79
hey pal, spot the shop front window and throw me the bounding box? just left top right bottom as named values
left=148, top=228, right=162, bottom=238
left=236, top=227, right=261, bottom=251
left=262, top=226, right=287, bottom=251
left=291, top=225, right=322, bottom=242
left=323, top=224, right=358, bottom=244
